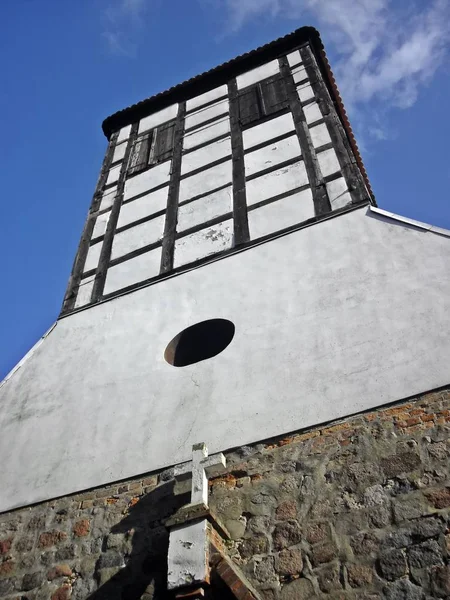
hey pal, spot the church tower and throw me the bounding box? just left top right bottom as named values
left=1, top=27, right=449, bottom=600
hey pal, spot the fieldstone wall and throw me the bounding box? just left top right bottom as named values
left=0, top=387, right=449, bottom=600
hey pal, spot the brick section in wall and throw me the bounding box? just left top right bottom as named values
left=0, top=387, right=449, bottom=600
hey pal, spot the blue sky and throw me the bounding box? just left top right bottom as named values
left=1, top=0, right=449, bottom=379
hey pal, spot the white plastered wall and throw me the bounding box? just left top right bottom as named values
left=1, top=207, right=450, bottom=512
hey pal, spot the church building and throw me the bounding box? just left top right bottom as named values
left=0, top=26, right=449, bottom=600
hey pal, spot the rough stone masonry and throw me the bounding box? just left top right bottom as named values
left=0, top=387, right=449, bottom=599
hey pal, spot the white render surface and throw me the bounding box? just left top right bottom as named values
left=186, top=85, right=228, bottom=112
left=99, top=186, right=118, bottom=212
left=183, top=117, right=230, bottom=151
left=167, top=520, right=209, bottom=590
left=181, top=136, right=231, bottom=175
left=92, top=211, right=111, bottom=240
left=292, top=64, right=308, bottom=84
left=309, top=122, right=332, bottom=148
left=304, top=101, right=322, bottom=124
left=123, top=162, right=171, bottom=201
left=74, top=276, right=95, bottom=309
left=287, top=50, right=302, bottom=67
left=2, top=207, right=450, bottom=512
left=185, top=99, right=229, bottom=131
left=83, top=241, right=102, bottom=273
left=318, top=148, right=341, bottom=177
left=326, top=177, right=352, bottom=210
left=177, top=187, right=232, bottom=233
left=174, top=219, right=233, bottom=268
left=179, top=160, right=232, bottom=203
left=104, top=247, right=161, bottom=295
left=297, top=82, right=314, bottom=103
left=246, top=161, right=309, bottom=206
left=248, top=189, right=314, bottom=239
left=118, top=188, right=169, bottom=229
left=139, top=104, right=178, bottom=134
left=244, top=134, right=301, bottom=178
left=111, top=215, right=165, bottom=260
left=117, top=125, right=131, bottom=144
left=236, top=60, right=280, bottom=89
left=112, top=141, right=127, bottom=164
left=243, top=113, right=295, bottom=150
left=105, top=164, right=121, bottom=186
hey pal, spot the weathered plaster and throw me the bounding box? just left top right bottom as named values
left=111, top=141, right=127, bottom=164
left=116, top=124, right=131, bottom=143
left=138, top=104, right=178, bottom=134
left=173, top=219, right=233, bottom=268
left=296, top=82, right=315, bottom=103
left=177, top=187, right=232, bottom=233
left=2, top=207, right=450, bottom=512
left=186, top=84, right=228, bottom=112
left=83, top=240, right=103, bottom=273
left=303, top=101, right=322, bottom=124
left=242, top=113, right=295, bottom=151
left=245, top=161, right=309, bottom=206
left=309, top=122, right=332, bottom=149
left=105, top=164, right=121, bottom=186
left=74, top=276, right=95, bottom=309
left=167, top=520, right=209, bottom=590
left=248, top=188, right=314, bottom=239
left=99, top=186, right=118, bottom=212
left=326, top=177, right=352, bottom=210
left=292, top=64, right=308, bottom=83
left=92, top=211, right=111, bottom=240
left=236, top=60, right=280, bottom=89
left=104, top=247, right=162, bottom=295
left=183, top=117, right=230, bottom=151
left=317, top=147, right=341, bottom=178
left=286, top=49, right=302, bottom=67
left=244, top=134, right=301, bottom=178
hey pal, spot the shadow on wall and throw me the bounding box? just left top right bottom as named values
left=86, top=482, right=189, bottom=600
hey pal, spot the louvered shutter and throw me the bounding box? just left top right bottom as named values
left=260, top=77, right=287, bottom=116
left=128, top=132, right=151, bottom=174
left=238, top=86, right=262, bottom=126
left=152, top=121, right=176, bottom=164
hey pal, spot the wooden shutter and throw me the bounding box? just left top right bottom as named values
left=152, top=121, right=176, bottom=164
left=260, top=77, right=287, bottom=116
left=238, top=86, right=262, bottom=126
left=128, top=132, right=151, bottom=175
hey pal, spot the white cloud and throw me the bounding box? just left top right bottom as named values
left=101, top=0, right=147, bottom=57
left=216, top=0, right=450, bottom=139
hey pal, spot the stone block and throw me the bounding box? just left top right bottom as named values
left=431, top=564, right=450, bottom=597
left=380, top=453, right=421, bottom=479
left=310, top=541, right=337, bottom=566
left=38, top=530, right=67, bottom=548
left=407, top=540, right=443, bottom=569
left=51, top=584, right=71, bottom=600
left=21, top=571, right=44, bottom=591
left=275, top=501, right=297, bottom=520
left=382, top=579, right=424, bottom=599
left=240, top=535, right=270, bottom=559
left=272, top=520, right=302, bottom=550
left=425, top=487, right=450, bottom=509
left=305, top=521, right=331, bottom=544
left=275, top=548, right=303, bottom=576
left=316, top=563, right=342, bottom=592
left=253, top=556, right=276, bottom=583
left=350, top=532, right=379, bottom=556
left=47, top=564, right=73, bottom=581
left=392, top=495, right=428, bottom=523
left=377, top=549, right=407, bottom=581
left=347, top=564, right=373, bottom=587
left=72, top=519, right=90, bottom=537
left=280, top=578, right=316, bottom=599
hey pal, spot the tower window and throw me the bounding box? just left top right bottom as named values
left=164, top=319, right=235, bottom=367
left=238, top=76, right=288, bottom=127
left=128, top=120, right=176, bottom=175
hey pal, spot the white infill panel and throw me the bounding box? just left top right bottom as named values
left=118, top=187, right=168, bottom=229
left=309, top=123, right=332, bottom=148
left=92, top=211, right=111, bottom=239
left=112, top=141, right=127, bottom=163
left=186, top=85, right=228, bottom=112
left=74, top=276, right=95, bottom=309
left=117, top=124, right=131, bottom=143
left=297, top=82, right=314, bottom=103
left=183, top=117, right=230, bottom=151
left=243, top=113, right=295, bottom=151
left=124, top=161, right=171, bottom=201
left=83, top=241, right=102, bottom=273
left=111, top=215, right=166, bottom=260
left=246, top=161, right=309, bottom=206
left=326, top=177, right=352, bottom=209
left=167, top=520, right=209, bottom=590
left=181, top=137, right=231, bottom=176
left=304, top=102, right=322, bottom=124
left=177, top=186, right=232, bottom=232
left=139, top=104, right=178, bottom=134
left=292, top=64, right=308, bottom=84
left=248, top=188, right=315, bottom=239
left=287, top=50, right=302, bottom=67
left=318, top=148, right=341, bottom=178
left=99, top=186, right=118, bottom=212
left=105, top=164, right=121, bottom=186
left=104, top=247, right=161, bottom=295
left=237, top=60, right=280, bottom=89
left=244, top=135, right=301, bottom=178
left=179, top=161, right=232, bottom=203
left=185, top=99, right=229, bottom=131
left=174, top=220, right=233, bottom=268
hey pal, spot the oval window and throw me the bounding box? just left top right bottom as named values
left=164, top=319, right=235, bottom=367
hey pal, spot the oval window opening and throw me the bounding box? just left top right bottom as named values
left=164, top=319, right=235, bottom=367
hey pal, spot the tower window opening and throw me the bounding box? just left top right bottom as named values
left=164, top=319, right=235, bottom=367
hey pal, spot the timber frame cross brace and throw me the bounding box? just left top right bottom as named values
left=166, top=443, right=262, bottom=600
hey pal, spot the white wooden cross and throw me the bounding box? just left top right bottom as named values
left=174, top=442, right=226, bottom=507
